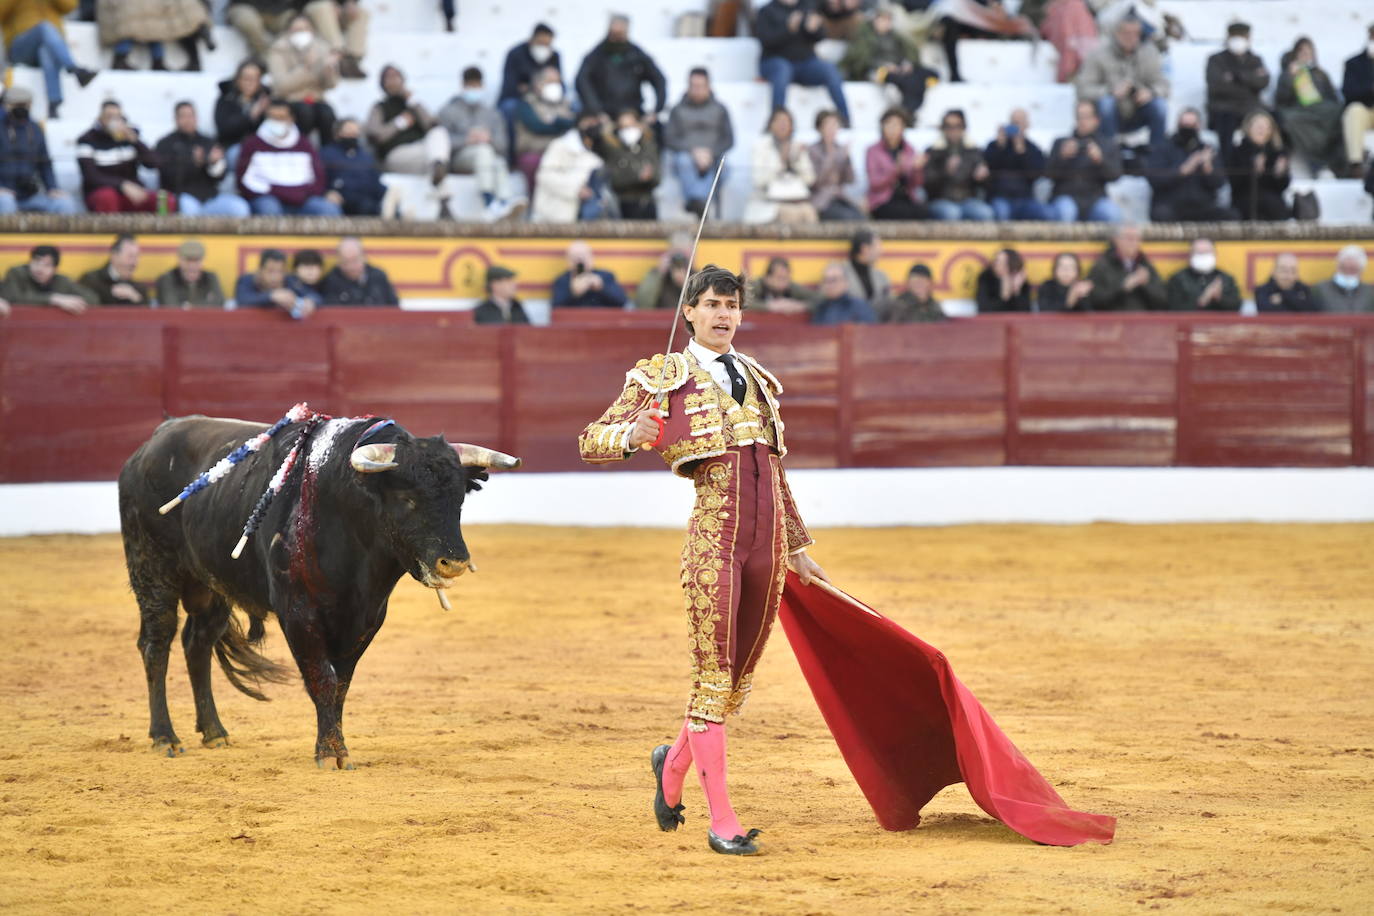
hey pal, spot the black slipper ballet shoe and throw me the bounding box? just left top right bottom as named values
left=708, top=827, right=761, bottom=855
left=650, top=744, right=686, bottom=831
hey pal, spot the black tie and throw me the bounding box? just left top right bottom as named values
left=718, top=353, right=746, bottom=406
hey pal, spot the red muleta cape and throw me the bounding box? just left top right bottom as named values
left=778, top=572, right=1116, bottom=847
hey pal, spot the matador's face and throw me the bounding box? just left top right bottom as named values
left=683, top=289, right=742, bottom=354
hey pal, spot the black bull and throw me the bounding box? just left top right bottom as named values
left=118, top=415, right=518, bottom=768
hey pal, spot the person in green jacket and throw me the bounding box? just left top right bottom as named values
left=1166, top=238, right=1242, bottom=311
left=1086, top=224, right=1167, bottom=311
left=0, top=244, right=98, bottom=314
left=593, top=109, right=660, bottom=220
left=840, top=7, right=935, bottom=116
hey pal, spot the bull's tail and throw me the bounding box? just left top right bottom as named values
left=215, top=611, right=294, bottom=701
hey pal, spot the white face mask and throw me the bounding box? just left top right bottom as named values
left=1226, top=36, right=1249, bottom=55
left=289, top=30, right=312, bottom=50
left=539, top=82, right=563, bottom=104
left=1191, top=253, right=1217, bottom=274
left=530, top=43, right=553, bottom=64
left=618, top=126, right=642, bottom=146
left=1333, top=271, right=1361, bottom=290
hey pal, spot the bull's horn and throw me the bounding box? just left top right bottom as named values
left=453, top=443, right=521, bottom=470
left=350, top=443, right=398, bottom=473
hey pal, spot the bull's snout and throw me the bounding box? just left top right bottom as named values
left=434, top=556, right=474, bottom=578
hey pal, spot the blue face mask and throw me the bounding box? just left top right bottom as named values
left=1333, top=272, right=1361, bottom=291
left=461, top=88, right=483, bottom=105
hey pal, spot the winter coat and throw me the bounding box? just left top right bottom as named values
left=807, top=140, right=857, bottom=211
left=154, top=129, right=227, bottom=203
left=499, top=41, right=562, bottom=103
left=320, top=265, right=399, bottom=307
left=1340, top=49, right=1374, bottom=108
left=154, top=267, right=226, bottom=309
left=0, top=0, right=76, bottom=50
left=1205, top=49, right=1270, bottom=118
left=513, top=91, right=575, bottom=157
left=593, top=129, right=659, bottom=207
left=0, top=264, right=96, bottom=306
left=531, top=129, right=601, bottom=222
left=267, top=33, right=339, bottom=102
left=96, top=0, right=206, bottom=45
left=1075, top=32, right=1168, bottom=104
left=236, top=129, right=326, bottom=206
left=983, top=134, right=1046, bottom=200
left=1086, top=246, right=1166, bottom=311
left=319, top=140, right=385, bottom=215
left=438, top=96, right=509, bottom=158
left=79, top=262, right=151, bottom=306
left=574, top=39, right=666, bottom=117
left=865, top=139, right=923, bottom=212
left=924, top=138, right=986, bottom=203
left=1145, top=132, right=1226, bottom=212
left=1227, top=136, right=1290, bottom=220
left=1254, top=279, right=1316, bottom=313
left=840, top=21, right=922, bottom=79
left=883, top=291, right=946, bottom=323
left=76, top=123, right=158, bottom=196
left=474, top=298, right=530, bottom=325
left=663, top=93, right=733, bottom=160
left=842, top=259, right=890, bottom=309
left=812, top=294, right=877, bottom=325
left=1165, top=267, right=1241, bottom=311
left=1275, top=61, right=1339, bottom=108
left=745, top=135, right=816, bottom=222
left=1046, top=131, right=1122, bottom=213
left=214, top=78, right=270, bottom=149
left=755, top=0, right=824, bottom=62
left=975, top=268, right=1032, bottom=312
left=1312, top=279, right=1374, bottom=314
left=366, top=94, right=438, bottom=161
left=0, top=111, right=58, bottom=195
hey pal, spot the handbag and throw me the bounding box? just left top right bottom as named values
left=1292, top=190, right=1320, bottom=222
left=766, top=170, right=811, bottom=203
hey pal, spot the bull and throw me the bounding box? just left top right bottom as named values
left=118, top=414, right=518, bottom=769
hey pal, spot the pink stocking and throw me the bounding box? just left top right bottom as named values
left=687, top=720, right=746, bottom=839
left=662, top=721, right=694, bottom=808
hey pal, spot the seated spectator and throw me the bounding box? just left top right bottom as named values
left=551, top=241, right=627, bottom=308
left=1075, top=17, right=1168, bottom=144
left=155, top=102, right=252, bottom=218
left=440, top=66, right=524, bottom=221
left=813, top=261, right=877, bottom=325
left=884, top=263, right=946, bottom=323
left=866, top=107, right=926, bottom=221
left=154, top=240, right=225, bottom=308
left=0, top=87, right=76, bottom=215
left=1228, top=111, right=1291, bottom=221
left=227, top=0, right=297, bottom=58
left=939, top=0, right=1037, bottom=85
left=267, top=16, right=339, bottom=142
left=0, top=244, right=97, bottom=314
left=843, top=229, right=891, bottom=310
left=1040, top=0, right=1099, bottom=84
left=1312, top=246, right=1374, bottom=313
left=1205, top=22, right=1269, bottom=162
left=755, top=0, right=851, bottom=125
left=320, top=118, right=386, bottom=216
left=593, top=109, right=659, bottom=220
left=634, top=246, right=690, bottom=311
left=321, top=237, right=399, bottom=306
left=1145, top=108, right=1238, bottom=222
left=474, top=265, right=530, bottom=325
left=819, top=0, right=863, bottom=40
left=215, top=61, right=271, bottom=170
left=748, top=256, right=817, bottom=315
left=499, top=24, right=562, bottom=128
left=235, top=248, right=312, bottom=318
left=1166, top=239, right=1241, bottom=312
left=1036, top=252, right=1094, bottom=312
left=230, top=0, right=367, bottom=79
left=1276, top=38, right=1344, bottom=177
left=1254, top=253, right=1315, bottom=313
left=925, top=108, right=994, bottom=221
left=840, top=6, right=936, bottom=117
left=574, top=15, right=666, bottom=122
left=664, top=68, right=734, bottom=218
left=238, top=100, right=342, bottom=217
left=369, top=65, right=450, bottom=189
left=808, top=110, right=863, bottom=221
left=531, top=118, right=605, bottom=222
left=514, top=66, right=576, bottom=195
left=80, top=234, right=151, bottom=306
left=78, top=101, right=171, bottom=214
left=98, top=0, right=207, bottom=72
left=984, top=108, right=1054, bottom=221
left=0, top=0, right=97, bottom=119
left=1086, top=224, right=1165, bottom=311
left=1047, top=100, right=1123, bottom=222
left=1340, top=25, right=1374, bottom=179
left=976, top=248, right=1031, bottom=312
left=287, top=249, right=326, bottom=305
left=746, top=108, right=818, bottom=224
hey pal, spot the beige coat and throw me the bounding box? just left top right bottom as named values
left=1075, top=33, right=1169, bottom=107
left=96, top=0, right=207, bottom=45
left=531, top=129, right=603, bottom=223
left=744, top=135, right=817, bottom=223
left=267, top=34, right=340, bottom=102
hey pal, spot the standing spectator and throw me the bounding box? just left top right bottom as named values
left=975, top=248, right=1031, bottom=311
left=1205, top=22, right=1270, bottom=162
left=155, top=102, right=252, bottom=218
left=1086, top=223, right=1165, bottom=311
left=1047, top=100, right=1123, bottom=222
left=840, top=6, right=935, bottom=117
left=634, top=245, right=690, bottom=311
left=1339, top=25, right=1374, bottom=179
left=1166, top=238, right=1241, bottom=311
left=214, top=61, right=271, bottom=169
left=267, top=15, right=339, bottom=143
left=531, top=117, right=605, bottom=222
left=498, top=23, right=561, bottom=159
left=984, top=108, right=1054, bottom=221
left=593, top=109, right=659, bottom=220
left=574, top=15, right=666, bottom=122
left=925, top=108, right=994, bottom=221
left=842, top=229, right=891, bottom=310
left=0, top=87, right=75, bottom=215
left=230, top=0, right=367, bottom=79
left=474, top=265, right=530, bottom=325
left=0, top=244, right=97, bottom=314
left=884, top=263, right=946, bottom=323
left=813, top=261, right=877, bottom=325
left=368, top=65, right=451, bottom=189
left=1312, top=246, right=1374, bottom=313
left=1036, top=252, right=1094, bottom=312
left=237, top=99, right=342, bottom=216
left=745, top=108, right=818, bottom=224
left=234, top=248, right=311, bottom=317
left=320, top=118, right=386, bottom=216
left=0, top=0, right=97, bottom=119
left=1228, top=110, right=1291, bottom=221
left=79, top=234, right=151, bottom=306
left=808, top=109, right=863, bottom=221
left=551, top=241, right=627, bottom=308
left=663, top=68, right=734, bottom=218
left=755, top=0, right=851, bottom=126
left=1254, top=252, right=1316, bottom=313
left=514, top=66, right=576, bottom=196
left=77, top=101, right=173, bottom=214
left=747, top=256, right=817, bottom=315
left=154, top=240, right=226, bottom=308
left=440, top=66, right=524, bottom=221
left=1075, top=17, right=1168, bottom=144
left=320, top=237, right=399, bottom=306
left=1144, top=108, right=1237, bottom=222
left=288, top=249, right=326, bottom=305
left=866, top=107, right=926, bottom=221
left=1275, top=38, right=1344, bottom=178
left=97, top=0, right=207, bottom=72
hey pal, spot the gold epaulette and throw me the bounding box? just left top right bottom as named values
left=734, top=351, right=783, bottom=395
left=626, top=352, right=690, bottom=395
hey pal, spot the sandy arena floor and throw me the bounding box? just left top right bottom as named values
left=0, top=523, right=1370, bottom=914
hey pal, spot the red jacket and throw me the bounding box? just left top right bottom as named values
left=236, top=130, right=326, bottom=206
left=865, top=140, right=923, bottom=212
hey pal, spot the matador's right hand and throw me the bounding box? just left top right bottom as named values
left=627, top=408, right=665, bottom=449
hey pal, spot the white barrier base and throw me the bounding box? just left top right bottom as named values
left=3, top=467, right=1373, bottom=537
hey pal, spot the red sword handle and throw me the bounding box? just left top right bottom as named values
left=640, top=398, right=666, bottom=451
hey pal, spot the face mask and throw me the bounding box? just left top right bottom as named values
left=336, top=137, right=358, bottom=150
left=530, top=43, right=552, bottom=63
left=1175, top=126, right=1198, bottom=146
left=1333, top=272, right=1360, bottom=290
left=259, top=119, right=293, bottom=143
left=1190, top=253, right=1217, bottom=274
left=618, top=126, right=642, bottom=146
left=539, top=82, right=563, bottom=104
left=289, top=30, right=312, bottom=50
left=1226, top=36, right=1249, bottom=55
left=461, top=88, right=483, bottom=105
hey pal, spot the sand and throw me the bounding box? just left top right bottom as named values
left=0, top=523, right=1370, bottom=914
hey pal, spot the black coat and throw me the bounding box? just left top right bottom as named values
left=213, top=79, right=270, bottom=148
left=574, top=40, right=666, bottom=117
left=983, top=135, right=1046, bottom=200
left=154, top=130, right=225, bottom=202
left=499, top=42, right=563, bottom=103
left=1145, top=132, right=1226, bottom=209
left=320, top=265, right=399, bottom=306
left=975, top=268, right=1031, bottom=312
left=1205, top=49, right=1270, bottom=117
left=756, top=0, right=825, bottom=62
left=1341, top=50, right=1374, bottom=108
left=1254, top=279, right=1317, bottom=313
left=473, top=299, right=530, bottom=325
left=1047, top=132, right=1122, bottom=214
left=1228, top=137, right=1291, bottom=221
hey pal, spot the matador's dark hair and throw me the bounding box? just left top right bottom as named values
left=680, top=264, right=747, bottom=331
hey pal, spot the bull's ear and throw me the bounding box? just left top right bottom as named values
left=464, top=467, right=489, bottom=493
left=452, top=443, right=521, bottom=470
left=351, top=443, right=398, bottom=473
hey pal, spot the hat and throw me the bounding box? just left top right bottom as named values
left=668, top=251, right=689, bottom=269
left=1226, top=21, right=1250, bottom=36
left=177, top=239, right=206, bottom=259
left=908, top=263, right=932, bottom=279
left=5, top=86, right=33, bottom=106
left=486, top=264, right=516, bottom=284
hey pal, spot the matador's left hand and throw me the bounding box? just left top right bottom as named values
left=787, top=551, right=829, bottom=586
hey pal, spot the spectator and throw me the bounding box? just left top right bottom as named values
left=230, top=0, right=367, bottom=79
left=819, top=0, right=863, bottom=40
left=634, top=248, right=690, bottom=311
left=1228, top=110, right=1291, bottom=221
left=940, top=0, right=1037, bottom=85
left=1040, top=0, right=1100, bottom=84
left=925, top=108, right=994, bottom=221
left=840, top=6, right=936, bottom=117
left=808, top=109, right=863, bottom=221
left=320, top=237, right=399, bottom=306
left=551, top=241, right=627, bottom=308
left=975, top=248, right=1031, bottom=311
left=320, top=118, right=387, bottom=216
left=842, top=229, right=891, bottom=310
left=1205, top=22, right=1270, bottom=162
left=0, top=87, right=75, bottom=215
left=593, top=109, right=659, bottom=220
left=238, top=100, right=341, bottom=217
left=1312, top=246, right=1374, bottom=313
left=1075, top=17, right=1168, bottom=144
left=499, top=24, right=561, bottom=120
left=866, top=107, right=926, bottom=221
left=77, top=102, right=172, bottom=214
left=755, top=0, right=851, bottom=126
left=1144, top=107, right=1238, bottom=222
left=0, top=0, right=97, bottom=119
left=1275, top=38, right=1344, bottom=177
left=514, top=66, right=576, bottom=195
left=154, top=240, right=226, bottom=308
left=474, top=265, right=530, bottom=325
left=745, top=108, right=818, bottom=224
left=1047, top=100, right=1123, bottom=222
left=267, top=15, right=339, bottom=142
left=747, top=256, right=817, bottom=315
left=1254, top=252, right=1316, bottom=313
left=574, top=15, right=666, bottom=122
left=884, top=263, right=946, bottom=323
left=79, top=234, right=151, bottom=306
left=984, top=107, right=1055, bottom=221
left=0, top=244, right=97, bottom=314
left=440, top=66, right=524, bottom=221
left=287, top=249, right=326, bottom=305
left=234, top=248, right=312, bottom=317
left=368, top=65, right=450, bottom=189
left=663, top=67, right=734, bottom=218
left=1086, top=224, right=1165, bottom=311
left=1166, top=238, right=1241, bottom=312
left=1339, top=25, right=1374, bottom=179
left=1036, top=252, right=1094, bottom=312
left=97, top=0, right=207, bottom=72
left=214, top=61, right=272, bottom=166
left=531, top=117, right=606, bottom=222
left=155, top=102, right=252, bottom=218
left=813, top=261, right=877, bottom=325
left=227, top=0, right=298, bottom=58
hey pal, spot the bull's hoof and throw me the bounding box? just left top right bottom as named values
left=151, top=738, right=185, bottom=757
left=315, top=755, right=354, bottom=771
left=202, top=735, right=230, bottom=749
